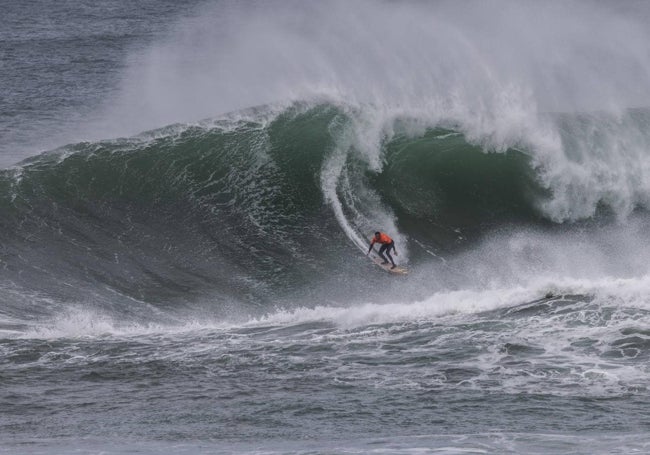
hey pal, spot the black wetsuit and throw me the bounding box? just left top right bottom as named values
left=378, top=241, right=395, bottom=266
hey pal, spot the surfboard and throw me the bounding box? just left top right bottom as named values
left=372, top=257, right=408, bottom=275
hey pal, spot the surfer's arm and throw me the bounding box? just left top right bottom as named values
left=366, top=241, right=375, bottom=255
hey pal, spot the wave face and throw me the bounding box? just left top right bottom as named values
left=3, top=102, right=650, bottom=330
left=1, top=106, right=348, bottom=323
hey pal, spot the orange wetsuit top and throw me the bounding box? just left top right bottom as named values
left=370, top=233, right=393, bottom=246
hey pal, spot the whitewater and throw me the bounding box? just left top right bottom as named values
left=3, top=1, right=650, bottom=454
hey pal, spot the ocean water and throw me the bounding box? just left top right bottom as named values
left=4, top=1, right=650, bottom=454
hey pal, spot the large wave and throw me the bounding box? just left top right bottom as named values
left=4, top=1, right=650, bottom=334
left=3, top=102, right=650, bottom=333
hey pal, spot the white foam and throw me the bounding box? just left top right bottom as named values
left=16, top=307, right=232, bottom=341
left=12, top=269, right=650, bottom=342
left=250, top=286, right=540, bottom=329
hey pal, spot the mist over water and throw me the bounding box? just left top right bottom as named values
left=95, top=0, right=650, bottom=224
left=110, top=0, right=650, bottom=119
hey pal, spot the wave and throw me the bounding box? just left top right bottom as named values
left=2, top=102, right=650, bottom=329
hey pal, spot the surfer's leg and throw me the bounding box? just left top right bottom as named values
left=385, top=243, right=396, bottom=267
left=378, top=244, right=389, bottom=264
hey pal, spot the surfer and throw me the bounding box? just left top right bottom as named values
left=367, top=231, right=398, bottom=269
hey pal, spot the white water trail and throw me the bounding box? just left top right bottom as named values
left=320, top=147, right=367, bottom=253
left=319, top=110, right=409, bottom=260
